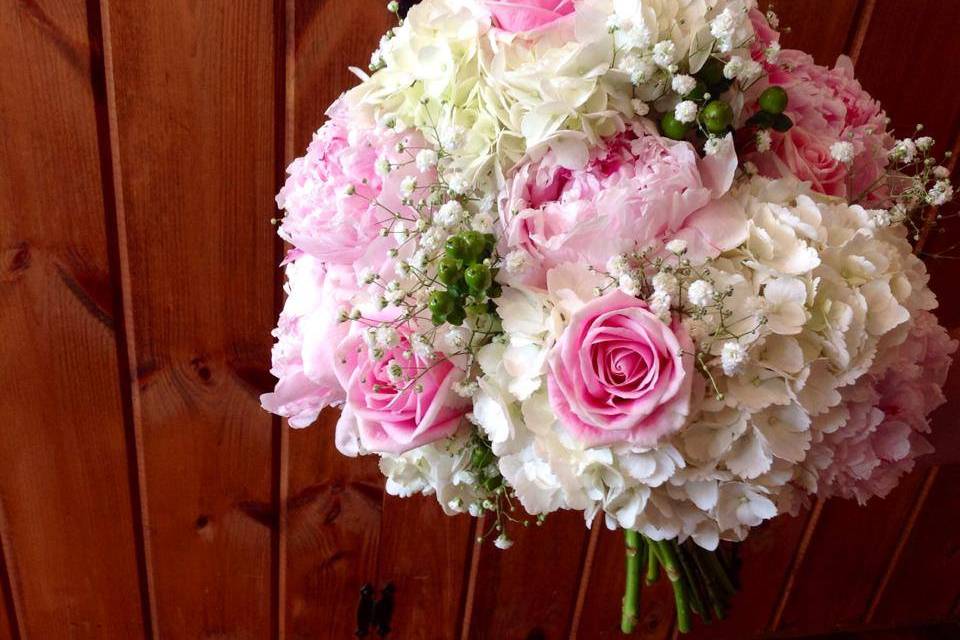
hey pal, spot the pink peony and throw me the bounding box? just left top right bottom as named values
left=260, top=255, right=356, bottom=428
left=817, top=312, right=957, bottom=503
left=276, top=99, right=435, bottom=278
left=500, top=127, right=747, bottom=286
left=333, top=318, right=468, bottom=455
left=745, top=33, right=892, bottom=202
left=484, top=0, right=575, bottom=33
left=547, top=290, right=697, bottom=448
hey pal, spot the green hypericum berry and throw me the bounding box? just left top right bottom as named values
left=464, top=263, right=492, bottom=293
left=697, top=57, right=725, bottom=87
left=444, top=235, right=469, bottom=260
left=428, top=290, right=455, bottom=318
left=759, top=86, right=788, bottom=115
left=430, top=310, right=447, bottom=326
left=462, top=230, right=489, bottom=262
left=701, top=100, right=734, bottom=134
left=660, top=112, right=690, bottom=140
left=437, top=258, right=462, bottom=285
left=446, top=306, right=466, bottom=326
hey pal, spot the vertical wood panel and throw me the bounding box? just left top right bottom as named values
left=767, top=0, right=863, bottom=66
left=775, top=471, right=926, bottom=635
left=0, top=0, right=148, bottom=636
left=101, top=0, right=280, bottom=636
left=869, top=465, right=960, bottom=627
left=467, top=511, right=592, bottom=639
left=282, top=2, right=391, bottom=637
left=0, top=533, right=18, bottom=640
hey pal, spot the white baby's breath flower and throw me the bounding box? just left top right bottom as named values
left=385, top=359, right=404, bottom=384
left=606, top=254, right=629, bottom=278
left=376, top=326, right=399, bottom=348
left=400, top=175, right=417, bottom=196
left=357, top=267, right=377, bottom=286
left=471, top=212, right=495, bottom=233
left=441, top=326, right=471, bottom=353
left=933, top=165, right=950, bottom=179
left=619, top=273, right=640, bottom=296
left=721, top=341, right=747, bottom=376
left=494, top=534, right=513, bottom=550
left=916, top=136, right=935, bottom=152
left=374, top=155, right=391, bottom=177
left=704, top=136, right=723, bottom=156
left=436, top=200, right=465, bottom=227
left=415, top=149, right=438, bottom=172
left=453, top=380, right=479, bottom=398
left=830, top=141, right=856, bottom=164
left=672, top=74, right=697, bottom=95
left=723, top=56, right=744, bottom=80
left=479, top=193, right=495, bottom=212
left=765, top=42, right=781, bottom=63
left=652, top=40, right=676, bottom=68
left=649, top=290, right=672, bottom=322
left=928, top=180, right=954, bottom=206
left=666, top=239, right=688, bottom=254
left=890, top=139, right=917, bottom=163
left=755, top=130, right=772, bottom=153
left=688, top=280, right=715, bottom=307
left=710, top=7, right=737, bottom=51
left=504, top=249, right=531, bottom=275
left=447, top=174, right=468, bottom=195
left=675, top=100, right=698, bottom=124
left=652, top=271, right=677, bottom=294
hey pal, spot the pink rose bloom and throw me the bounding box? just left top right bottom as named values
left=547, top=290, right=697, bottom=448
left=485, top=0, right=575, bottom=33
left=745, top=34, right=892, bottom=202
left=276, top=99, right=434, bottom=277
left=333, top=318, right=467, bottom=455
left=260, top=254, right=356, bottom=427
left=500, top=128, right=747, bottom=286
left=817, top=312, right=957, bottom=503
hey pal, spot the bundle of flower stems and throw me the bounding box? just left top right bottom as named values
left=621, top=531, right=740, bottom=634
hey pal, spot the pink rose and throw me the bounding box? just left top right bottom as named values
left=547, top=290, right=696, bottom=448
left=333, top=319, right=467, bottom=455
left=485, top=0, right=575, bottom=33
left=500, top=127, right=746, bottom=286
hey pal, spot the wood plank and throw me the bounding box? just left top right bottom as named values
left=100, top=1, right=280, bottom=636
left=282, top=2, right=393, bottom=638
left=375, top=496, right=475, bottom=639
left=767, top=0, right=863, bottom=66
left=773, top=470, right=926, bottom=635
left=573, top=526, right=675, bottom=640
left=867, top=464, right=960, bottom=627
left=0, top=0, right=148, bottom=636
left=466, top=510, right=592, bottom=639
left=0, top=529, right=18, bottom=640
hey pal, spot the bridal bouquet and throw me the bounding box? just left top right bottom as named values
left=263, top=0, right=957, bottom=632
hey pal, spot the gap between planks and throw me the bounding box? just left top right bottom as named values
left=93, top=1, right=158, bottom=637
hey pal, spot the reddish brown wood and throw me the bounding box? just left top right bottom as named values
left=0, top=535, right=17, bottom=640
left=767, top=0, right=863, bottom=66
left=868, top=464, right=960, bottom=627
left=376, top=495, right=475, bottom=639
left=574, top=527, right=676, bottom=640
left=101, top=0, right=281, bottom=636
left=466, top=510, right=592, bottom=639
left=774, top=471, right=926, bottom=635
left=0, top=0, right=148, bottom=636
left=281, top=2, right=393, bottom=638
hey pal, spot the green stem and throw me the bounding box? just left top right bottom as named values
left=690, top=544, right=727, bottom=620
left=702, top=546, right=737, bottom=597
left=645, top=542, right=660, bottom=585
left=674, top=541, right=708, bottom=622
left=621, top=530, right=642, bottom=634
left=652, top=541, right=692, bottom=634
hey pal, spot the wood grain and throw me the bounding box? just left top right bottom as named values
left=0, top=0, right=148, bottom=636
left=774, top=471, right=926, bottom=635
left=0, top=528, right=18, bottom=640
left=767, top=0, right=863, bottom=66
left=466, top=510, right=592, bottom=640
left=101, top=0, right=281, bottom=636
left=868, top=464, right=960, bottom=627
left=282, top=2, right=393, bottom=637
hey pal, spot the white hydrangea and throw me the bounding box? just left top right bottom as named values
left=470, top=177, right=940, bottom=549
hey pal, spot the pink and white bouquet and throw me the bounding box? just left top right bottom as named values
left=263, top=0, right=957, bottom=632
